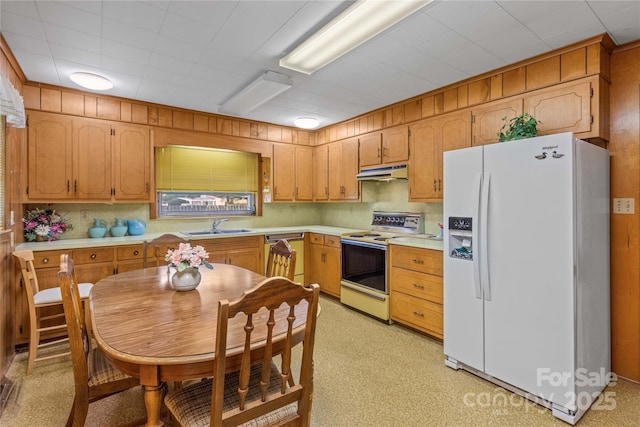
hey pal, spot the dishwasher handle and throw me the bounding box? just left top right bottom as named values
left=264, top=232, right=305, bottom=243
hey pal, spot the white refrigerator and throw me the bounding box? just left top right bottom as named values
left=443, top=133, right=610, bottom=424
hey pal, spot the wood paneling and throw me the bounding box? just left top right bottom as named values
left=173, top=111, right=194, bottom=130
left=468, top=78, right=490, bottom=105
left=561, top=48, right=587, bottom=81
left=61, top=92, right=84, bottom=115
left=503, top=68, right=525, bottom=96
left=526, top=56, right=560, bottom=90
left=40, top=88, right=61, bottom=112
left=609, top=42, right=640, bottom=382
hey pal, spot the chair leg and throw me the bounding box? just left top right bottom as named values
left=27, top=322, right=39, bottom=375
left=83, top=299, right=92, bottom=341
left=65, top=397, right=75, bottom=427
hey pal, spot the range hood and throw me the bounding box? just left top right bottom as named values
left=356, top=164, right=408, bottom=181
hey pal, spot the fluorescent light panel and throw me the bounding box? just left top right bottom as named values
left=280, top=0, right=432, bottom=75
left=220, top=71, right=293, bottom=115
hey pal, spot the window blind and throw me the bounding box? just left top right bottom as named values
left=155, top=146, right=258, bottom=192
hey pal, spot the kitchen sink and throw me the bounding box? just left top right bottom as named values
left=184, top=229, right=253, bottom=236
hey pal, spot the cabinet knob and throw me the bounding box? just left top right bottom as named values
left=91, top=253, right=97, bottom=259
left=412, top=258, right=425, bottom=264
left=413, top=283, right=425, bottom=289
left=42, top=257, right=49, bottom=264
left=133, top=250, right=139, bottom=256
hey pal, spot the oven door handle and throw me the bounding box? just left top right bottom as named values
left=340, top=239, right=387, bottom=250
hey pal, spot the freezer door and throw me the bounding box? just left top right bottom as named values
left=443, top=146, right=484, bottom=371
left=483, top=133, right=575, bottom=406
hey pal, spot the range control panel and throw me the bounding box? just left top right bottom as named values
left=371, top=211, right=423, bottom=233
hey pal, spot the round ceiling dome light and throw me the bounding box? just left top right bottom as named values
left=70, top=72, right=113, bottom=90
left=294, top=117, right=319, bottom=129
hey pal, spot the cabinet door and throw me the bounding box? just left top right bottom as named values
left=409, top=118, right=439, bottom=201
left=382, top=126, right=409, bottom=164
left=359, top=133, right=382, bottom=167
left=440, top=111, right=472, bottom=198
left=323, top=245, right=341, bottom=297
left=73, top=118, right=112, bottom=199
left=524, top=79, right=592, bottom=135
left=307, top=243, right=325, bottom=290
left=113, top=123, right=151, bottom=201
left=341, top=138, right=360, bottom=201
left=295, top=146, right=314, bottom=201
left=328, top=142, right=343, bottom=200
left=272, top=144, right=295, bottom=201
left=227, top=247, right=261, bottom=273
left=27, top=112, right=73, bottom=200
left=472, top=98, right=523, bottom=146
left=313, top=145, right=329, bottom=201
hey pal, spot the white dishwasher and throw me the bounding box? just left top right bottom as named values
left=263, top=233, right=305, bottom=284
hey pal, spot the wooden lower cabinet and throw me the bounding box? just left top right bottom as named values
left=389, top=244, right=443, bottom=339
left=306, top=233, right=341, bottom=297
left=115, top=244, right=144, bottom=273
left=197, top=236, right=263, bottom=274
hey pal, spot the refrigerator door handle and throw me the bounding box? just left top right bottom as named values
left=481, top=172, right=491, bottom=301
left=473, top=173, right=483, bottom=299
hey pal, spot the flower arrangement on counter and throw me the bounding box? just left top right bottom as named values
left=165, top=243, right=213, bottom=271
left=23, top=207, right=73, bottom=242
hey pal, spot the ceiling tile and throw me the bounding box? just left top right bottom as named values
left=35, top=1, right=101, bottom=36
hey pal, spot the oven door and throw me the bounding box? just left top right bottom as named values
left=341, top=239, right=387, bottom=294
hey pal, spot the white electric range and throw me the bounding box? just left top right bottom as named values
left=340, top=212, right=424, bottom=322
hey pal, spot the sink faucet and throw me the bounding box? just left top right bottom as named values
left=212, top=218, right=228, bottom=230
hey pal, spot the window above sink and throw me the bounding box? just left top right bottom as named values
left=157, top=191, right=256, bottom=218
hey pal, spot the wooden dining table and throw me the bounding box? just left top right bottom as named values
left=90, top=263, right=311, bottom=427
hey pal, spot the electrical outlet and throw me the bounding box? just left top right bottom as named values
left=613, top=198, right=635, bottom=214
left=80, top=210, right=88, bottom=219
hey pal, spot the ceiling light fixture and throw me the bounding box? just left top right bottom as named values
left=219, top=71, right=293, bottom=115
left=294, top=117, right=320, bottom=129
left=69, top=72, right=114, bottom=90
left=279, top=0, right=432, bottom=75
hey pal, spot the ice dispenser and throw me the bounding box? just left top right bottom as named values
left=448, top=217, right=473, bottom=260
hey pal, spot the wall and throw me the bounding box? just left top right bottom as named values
left=609, top=41, right=640, bottom=382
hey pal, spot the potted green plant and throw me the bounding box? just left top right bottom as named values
left=498, top=113, right=542, bottom=142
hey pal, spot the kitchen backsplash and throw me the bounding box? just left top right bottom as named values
left=25, top=180, right=443, bottom=239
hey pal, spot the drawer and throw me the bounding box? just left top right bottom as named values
left=390, top=291, right=443, bottom=338
left=309, top=233, right=324, bottom=245
left=32, top=250, right=67, bottom=268
left=117, top=244, right=144, bottom=260
left=391, top=267, right=443, bottom=304
left=73, top=247, right=115, bottom=264
left=324, top=235, right=340, bottom=248
left=391, top=245, right=442, bottom=276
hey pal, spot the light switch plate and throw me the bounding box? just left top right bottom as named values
left=613, top=198, right=635, bottom=214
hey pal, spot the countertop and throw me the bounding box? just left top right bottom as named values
left=389, top=236, right=443, bottom=251
left=14, top=225, right=361, bottom=251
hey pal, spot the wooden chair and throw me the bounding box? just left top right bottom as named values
left=266, top=239, right=297, bottom=281
left=58, top=254, right=141, bottom=427
left=164, top=277, right=320, bottom=427
left=143, top=233, right=189, bottom=268
left=13, top=250, right=93, bottom=374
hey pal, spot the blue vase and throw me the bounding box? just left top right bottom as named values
left=88, top=219, right=107, bottom=238
left=127, top=219, right=146, bottom=236
left=110, top=218, right=127, bottom=237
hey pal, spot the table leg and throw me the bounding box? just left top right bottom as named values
left=143, top=383, right=166, bottom=427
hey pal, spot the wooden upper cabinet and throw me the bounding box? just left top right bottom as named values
left=27, top=112, right=151, bottom=202
left=408, top=111, right=471, bottom=202
left=359, top=126, right=409, bottom=168
left=359, top=132, right=382, bottom=167
left=328, top=138, right=359, bottom=201
left=313, top=145, right=329, bottom=201
left=272, top=144, right=295, bottom=201
left=472, top=98, right=523, bottom=146
left=113, top=123, right=151, bottom=201
left=27, top=112, right=73, bottom=200
left=73, top=118, right=112, bottom=199
left=382, top=125, right=409, bottom=164
left=272, top=144, right=313, bottom=202
left=294, top=146, right=314, bottom=201
left=409, top=118, right=439, bottom=201
left=524, top=78, right=592, bottom=136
